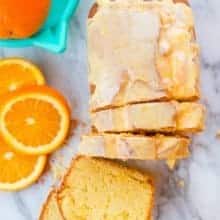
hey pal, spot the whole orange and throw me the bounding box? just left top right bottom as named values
left=0, top=0, right=50, bottom=39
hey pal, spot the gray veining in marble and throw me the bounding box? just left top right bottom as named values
left=0, top=0, right=219, bottom=219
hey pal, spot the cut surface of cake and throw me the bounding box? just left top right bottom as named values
left=39, top=191, right=64, bottom=220
left=79, top=134, right=190, bottom=160
left=57, top=156, right=154, bottom=220
left=91, top=102, right=205, bottom=133
left=88, top=0, right=199, bottom=112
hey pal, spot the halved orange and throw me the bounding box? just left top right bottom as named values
left=0, top=58, right=45, bottom=96
left=0, top=0, right=50, bottom=39
left=0, top=135, right=46, bottom=191
left=0, top=85, right=71, bottom=155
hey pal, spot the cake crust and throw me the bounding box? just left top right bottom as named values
left=39, top=190, right=64, bottom=220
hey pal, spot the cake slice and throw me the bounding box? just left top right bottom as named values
left=79, top=134, right=190, bottom=160
left=39, top=190, right=64, bottom=220
left=57, top=156, right=154, bottom=220
left=91, top=102, right=205, bottom=133
left=88, top=0, right=199, bottom=112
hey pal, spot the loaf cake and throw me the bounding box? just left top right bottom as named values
left=39, top=156, right=155, bottom=220
left=91, top=102, right=205, bottom=133
left=79, top=134, right=190, bottom=160
left=39, top=1, right=204, bottom=220
left=88, top=0, right=199, bottom=112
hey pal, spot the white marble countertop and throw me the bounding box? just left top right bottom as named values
left=0, top=0, right=219, bottom=219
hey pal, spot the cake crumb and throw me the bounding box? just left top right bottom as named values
left=50, top=158, right=66, bottom=181
left=177, top=180, right=185, bottom=188
left=216, top=130, right=220, bottom=138
left=166, top=159, right=176, bottom=170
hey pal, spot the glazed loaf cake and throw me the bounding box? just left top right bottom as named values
left=39, top=1, right=203, bottom=220
left=40, top=156, right=155, bottom=220
left=88, top=0, right=199, bottom=112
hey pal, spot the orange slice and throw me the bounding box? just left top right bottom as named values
left=0, top=58, right=45, bottom=96
left=0, top=85, right=71, bottom=155
left=0, top=135, right=46, bottom=191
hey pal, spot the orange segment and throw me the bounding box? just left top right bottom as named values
left=0, top=58, right=45, bottom=96
left=0, top=85, right=71, bottom=155
left=0, top=135, right=46, bottom=191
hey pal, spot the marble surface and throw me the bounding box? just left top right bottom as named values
left=0, top=0, right=219, bottom=219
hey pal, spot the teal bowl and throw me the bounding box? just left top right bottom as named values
left=0, top=0, right=80, bottom=53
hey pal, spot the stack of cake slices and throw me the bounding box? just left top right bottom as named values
left=79, top=0, right=205, bottom=166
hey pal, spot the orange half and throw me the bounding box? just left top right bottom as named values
left=0, top=85, right=71, bottom=155
left=0, top=135, right=46, bottom=191
left=0, top=58, right=45, bottom=96
left=0, top=0, right=50, bottom=39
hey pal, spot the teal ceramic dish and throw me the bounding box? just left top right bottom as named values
left=0, top=0, right=80, bottom=53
